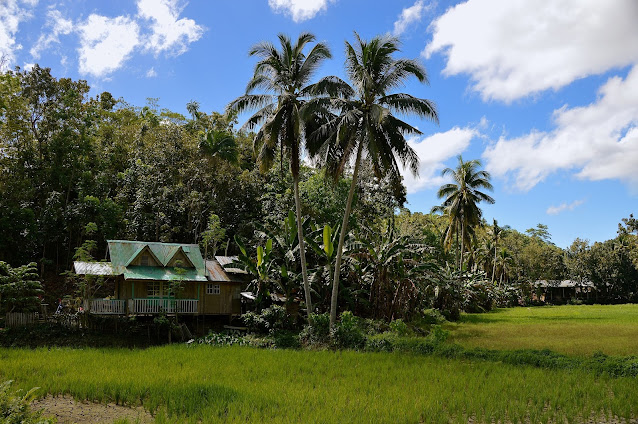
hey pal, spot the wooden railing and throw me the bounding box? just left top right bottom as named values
left=132, top=298, right=198, bottom=314
left=5, top=312, right=38, bottom=327
left=89, top=299, right=126, bottom=315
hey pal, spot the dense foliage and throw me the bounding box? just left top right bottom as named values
left=1, top=55, right=636, bottom=323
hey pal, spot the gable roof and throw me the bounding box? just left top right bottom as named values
left=79, top=240, right=209, bottom=281
left=108, top=240, right=205, bottom=270
left=166, top=246, right=195, bottom=268
left=124, top=244, right=162, bottom=267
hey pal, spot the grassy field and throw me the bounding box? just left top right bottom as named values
left=1, top=345, right=637, bottom=423
left=445, top=304, right=638, bottom=356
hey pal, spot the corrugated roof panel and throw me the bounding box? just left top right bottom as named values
left=215, top=256, right=247, bottom=274
left=74, top=262, right=116, bottom=276
left=123, top=266, right=207, bottom=282
left=205, top=260, right=231, bottom=282
left=108, top=240, right=206, bottom=274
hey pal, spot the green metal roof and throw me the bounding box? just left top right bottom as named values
left=88, top=240, right=209, bottom=281
left=123, top=266, right=207, bottom=282
left=108, top=240, right=205, bottom=270
left=74, top=241, right=209, bottom=282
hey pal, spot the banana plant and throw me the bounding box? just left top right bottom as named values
left=305, top=223, right=351, bottom=311
left=234, top=235, right=275, bottom=310
left=254, top=211, right=314, bottom=310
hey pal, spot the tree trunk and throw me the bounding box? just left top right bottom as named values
left=492, top=241, right=497, bottom=284
left=330, top=142, right=364, bottom=329
left=455, top=223, right=460, bottom=270
left=293, top=174, right=313, bottom=319
left=460, top=218, right=465, bottom=273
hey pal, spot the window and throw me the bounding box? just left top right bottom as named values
left=233, top=286, right=241, bottom=300
left=147, top=281, right=161, bottom=297
left=207, top=284, right=220, bottom=295
left=141, top=254, right=150, bottom=266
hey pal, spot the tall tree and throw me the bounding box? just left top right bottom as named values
left=490, top=219, right=509, bottom=283
left=227, top=33, right=331, bottom=319
left=307, top=34, right=438, bottom=327
left=433, top=156, right=494, bottom=272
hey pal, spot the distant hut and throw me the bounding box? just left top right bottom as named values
left=533, top=280, right=595, bottom=303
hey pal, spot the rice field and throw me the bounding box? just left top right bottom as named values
left=446, top=304, right=638, bottom=356
left=1, top=345, right=637, bottom=423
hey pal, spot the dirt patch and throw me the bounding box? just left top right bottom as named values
left=32, top=395, right=154, bottom=424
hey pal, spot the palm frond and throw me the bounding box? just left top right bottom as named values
left=379, top=93, right=438, bottom=123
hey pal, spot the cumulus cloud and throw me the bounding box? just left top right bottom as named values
left=268, top=0, right=335, bottom=22
left=74, top=1, right=203, bottom=78
left=146, top=67, right=157, bottom=77
left=483, top=65, right=638, bottom=191
left=393, top=0, right=433, bottom=36
left=546, top=199, right=585, bottom=215
left=30, top=9, right=73, bottom=59
left=77, top=14, right=140, bottom=77
left=0, top=0, right=37, bottom=70
left=402, top=127, right=479, bottom=194
left=137, top=0, right=204, bottom=55
left=425, top=0, right=638, bottom=102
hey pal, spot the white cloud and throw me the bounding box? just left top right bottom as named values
left=268, top=0, right=335, bottom=22
left=137, top=0, right=204, bottom=55
left=30, top=9, right=73, bottom=59
left=0, top=0, right=37, bottom=70
left=146, top=67, right=157, bottom=77
left=483, top=65, right=638, bottom=191
left=425, top=0, right=638, bottom=102
left=546, top=199, right=585, bottom=215
left=402, top=127, right=479, bottom=194
left=77, top=14, right=140, bottom=78
left=393, top=0, right=433, bottom=36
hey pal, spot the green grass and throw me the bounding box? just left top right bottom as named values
left=1, top=345, right=637, bottom=423
left=446, top=304, right=638, bottom=356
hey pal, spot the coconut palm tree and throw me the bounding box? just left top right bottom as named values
left=199, top=129, right=239, bottom=165
left=433, top=156, right=494, bottom=272
left=306, top=33, right=438, bottom=328
left=495, top=247, right=514, bottom=287
left=227, top=33, right=331, bottom=318
left=489, top=219, right=510, bottom=284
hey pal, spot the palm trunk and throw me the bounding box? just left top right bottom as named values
left=492, top=242, right=497, bottom=284
left=330, top=142, right=364, bottom=328
left=293, top=174, right=313, bottom=319
left=455, top=223, right=460, bottom=270
left=460, top=219, right=465, bottom=273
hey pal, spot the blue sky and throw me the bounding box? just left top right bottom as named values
left=2, top=0, right=637, bottom=247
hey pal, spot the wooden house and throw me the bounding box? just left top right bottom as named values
left=533, top=279, right=595, bottom=303
left=74, top=240, right=245, bottom=316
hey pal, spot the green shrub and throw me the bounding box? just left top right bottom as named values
left=364, top=333, right=397, bottom=352
left=271, top=330, right=301, bottom=349
left=195, top=331, right=248, bottom=347
left=361, top=318, right=389, bottom=335
left=242, top=305, right=297, bottom=334
left=389, top=319, right=411, bottom=336
left=419, top=309, right=446, bottom=325
left=331, top=311, right=365, bottom=350
left=299, top=313, right=330, bottom=346
left=0, top=380, right=55, bottom=424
